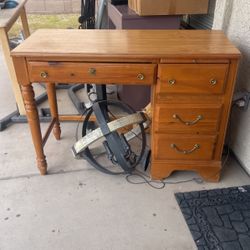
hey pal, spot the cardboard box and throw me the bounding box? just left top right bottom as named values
left=128, top=0, right=209, bottom=16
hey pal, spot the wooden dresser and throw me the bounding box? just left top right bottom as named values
left=11, top=29, right=240, bottom=181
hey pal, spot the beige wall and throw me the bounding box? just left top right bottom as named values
left=213, top=0, right=250, bottom=173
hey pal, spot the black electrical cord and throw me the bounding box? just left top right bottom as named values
left=125, top=146, right=231, bottom=189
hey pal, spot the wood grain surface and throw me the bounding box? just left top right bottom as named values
left=157, top=63, right=229, bottom=94
left=11, top=29, right=240, bottom=59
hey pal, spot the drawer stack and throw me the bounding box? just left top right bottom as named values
left=151, top=62, right=233, bottom=181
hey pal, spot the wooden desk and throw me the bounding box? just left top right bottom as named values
left=11, top=29, right=240, bottom=181
left=0, top=0, right=30, bottom=115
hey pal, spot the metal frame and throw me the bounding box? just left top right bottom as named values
left=0, top=92, right=48, bottom=131
left=0, top=84, right=88, bottom=131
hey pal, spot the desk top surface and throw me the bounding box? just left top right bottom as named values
left=11, top=29, right=240, bottom=59
left=0, top=0, right=27, bottom=28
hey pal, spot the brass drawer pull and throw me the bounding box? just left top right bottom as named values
left=88, top=68, right=96, bottom=75
left=210, top=79, right=217, bottom=85
left=170, top=143, right=200, bottom=154
left=168, top=79, right=176, bottom=85
left=40, top=71, right=48, bottom=78
left=137, top=73, right=145, bottom=80
left=173, top=114, right=203, bottom=126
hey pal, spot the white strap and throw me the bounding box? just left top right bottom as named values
left=72, top=112, right=145, bottom=156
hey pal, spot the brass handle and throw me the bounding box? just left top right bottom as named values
left=88, top=68, right=96, bottom=75
left=168, top=79, right=176, bottom=85
left=173, top=114, right=203, bottom=126
left=170, top=143, right=200, bottom=154
left=137, top=73, right=145, bottom=80
left=40, top=71, right=48, bottom=78
left=210, top=79, right=217, bottom=85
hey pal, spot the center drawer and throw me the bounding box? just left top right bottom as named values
left=27, top=62, right=156, bottom=85
left=157, top=63, right=229, bottom=94
left=154, top=104, right=222, bottom=133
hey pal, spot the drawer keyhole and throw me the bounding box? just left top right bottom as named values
left=88, top=68, right=96, bottom=75
left=168, top=79, right=176, bottom=85
left=137, top=73, right=145, bottom=80
left=40, top=71, right=48, bottom=78
left=210, top=79, right=217, bottom=85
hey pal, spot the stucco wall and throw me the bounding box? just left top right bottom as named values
left=213, top=0, right=250, bottom=173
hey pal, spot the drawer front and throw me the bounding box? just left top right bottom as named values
left=28, top=62, right=156, bottom=85
left=154, top=104, right=222, bottom=133
left=157, top=64, right=229, bottom=94
left=154, top=134, right=216, bottom=160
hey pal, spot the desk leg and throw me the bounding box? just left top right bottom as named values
left=21, top=84, right=47, bottom=175
left=47, top=83, right=61, bottom=140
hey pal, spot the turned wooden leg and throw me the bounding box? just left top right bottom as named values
left=21, top=84, right=47, bottom=175
left=46, top=83, right=61, bottom=140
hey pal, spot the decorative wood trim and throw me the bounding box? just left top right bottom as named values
left=151, top=160, right=221, bottom=182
